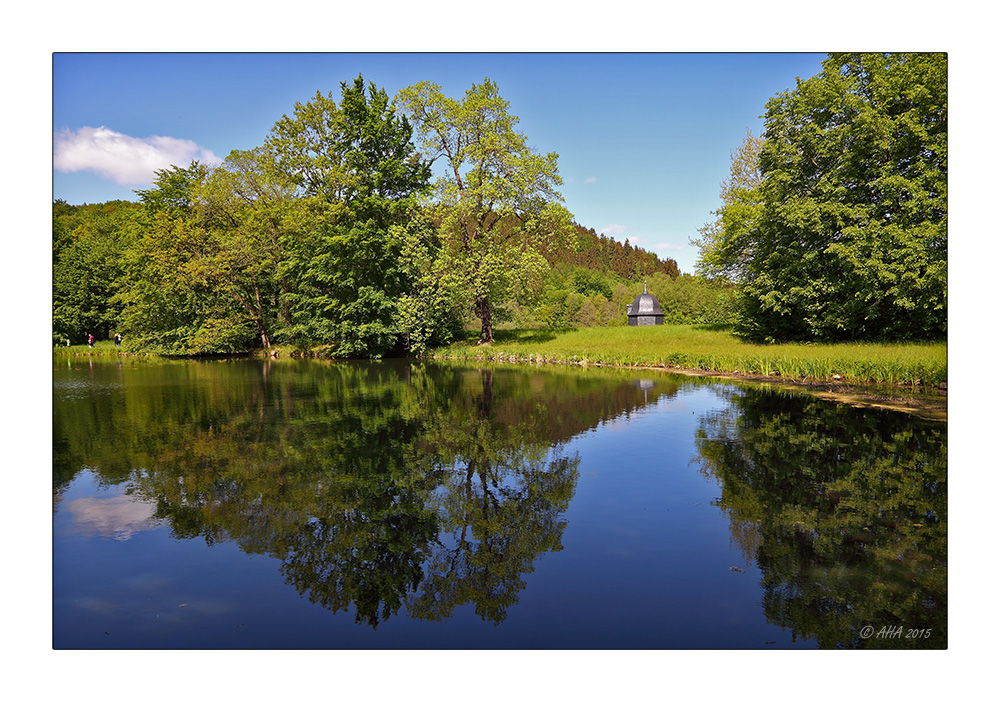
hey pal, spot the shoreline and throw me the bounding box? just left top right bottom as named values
left=430, top=352, right=948, bottom=421
left=54, top=345, right=947, bottom=421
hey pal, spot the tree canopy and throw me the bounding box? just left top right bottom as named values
left=275, top=75, right=448, bottom=356
left=695, top=53, right=947, bottom=342
left=395, top=79, right=576, bottom=344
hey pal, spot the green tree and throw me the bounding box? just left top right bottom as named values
left=194, top=147, right=310, bottom=349
left=53, top=199, right=86, bottom=263
left=53, top=201, right=137, bottom=343
left=108, top=78, right=459, bottom=357
left=264, top=89, right=347, bottom=201
left=574, top=297, right=599, bottom=327
left=698, top=53, right=947, bottom=342
left=276, top=76, right=444, bottom=357
left=116, top=163, right=237, bottom=353
left=396, top=78, right=576, bottom=344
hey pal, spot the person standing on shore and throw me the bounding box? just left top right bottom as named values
left=88, top=333, right=94, bottom=348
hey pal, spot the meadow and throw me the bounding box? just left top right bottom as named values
left=432, top=325, right=947, bottom=388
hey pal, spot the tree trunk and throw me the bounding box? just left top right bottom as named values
left=279, top=277, right=293, bottom=328
left=476, top=293, right=493, bottom=345
left=250, top=273, right=270, bottom=348
left=478, top=368, right=493, bottom=420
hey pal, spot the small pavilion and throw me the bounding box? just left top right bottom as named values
left=626, top=282, right=664, bottom=326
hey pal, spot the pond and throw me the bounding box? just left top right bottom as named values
left=52, top=356, right=946, bottom=649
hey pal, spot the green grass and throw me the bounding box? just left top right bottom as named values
left=54, top=326, right=948, bottom=389
left=431, top=325, right=947, bottom=388
left=53, top=340, right=141, bottom=356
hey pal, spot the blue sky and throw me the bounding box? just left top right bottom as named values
left=53, top=52, right=827, bottom=274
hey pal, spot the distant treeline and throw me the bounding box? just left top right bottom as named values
left=52, top=195, right=733, bottom=354
left=540, top=223, right=680, bottom=280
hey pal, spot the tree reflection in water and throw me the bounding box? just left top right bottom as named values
left=54, top=359, right=673, bottom=628
left=693, top=386, right=946, bottom=648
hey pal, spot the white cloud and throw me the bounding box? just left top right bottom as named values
left=599, top=225, right=686, bottom=255
left=600, top=224, right=654, bottom=248
left=600, top=223, right=631, bottom=238
left=65, top=494, right=165, bottom=541
left=53, top=126, right=221, bottom=186
left=585, top=176, right=597, bottom=183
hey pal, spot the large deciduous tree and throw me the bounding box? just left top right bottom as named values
left=697, top=53, right=947, bottom=342
left=274, top=75, right=451, bottom=357
left=193, top=147, right=309, bottom=349
left=117, top=162, right=249, bottom=353
left=395, top=79, right=575, bottom=344
left=117, top=157, right=306, bottom=353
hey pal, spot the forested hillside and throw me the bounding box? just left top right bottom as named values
left=540, top=223, right=679, bottom=279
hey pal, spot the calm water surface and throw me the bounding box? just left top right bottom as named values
left=52, top=357, right=946, bottom=649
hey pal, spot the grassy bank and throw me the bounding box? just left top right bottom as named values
left=431, top=325, right=947, bottom=388
left=55, top=326, right=948, bottom=389
left=53, top=341, right=140, bottom=357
